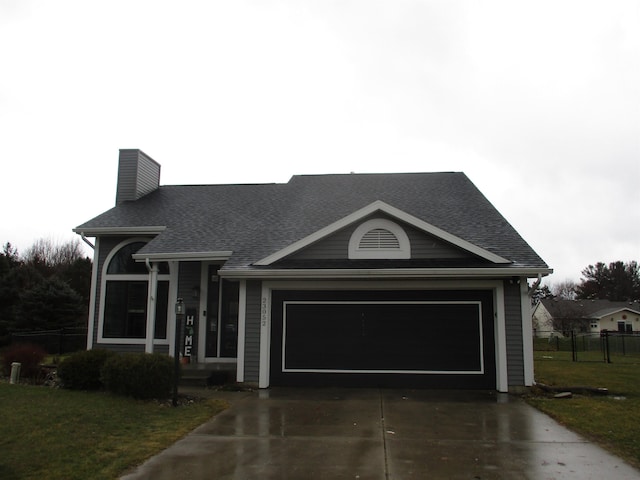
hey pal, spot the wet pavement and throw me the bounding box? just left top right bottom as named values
left=120, top=388, right=640, bottom=479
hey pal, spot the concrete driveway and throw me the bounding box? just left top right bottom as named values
left=121, top=388, right=639, bottom=480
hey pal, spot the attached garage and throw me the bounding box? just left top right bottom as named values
left=269, top=290, right=496, bottom=389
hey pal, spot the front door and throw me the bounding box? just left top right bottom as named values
left=205, top=266, right=220, bottom=357
left=204, top=265, right=239, bottom=359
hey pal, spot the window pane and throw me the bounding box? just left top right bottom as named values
left=107, top=242, right=170, bottom=274
left=104, top=281, right=147, bottom=338
left=220, top=280, right=239, bottom=357
left=107, top=242, right=147, bottom=274
left=154, top=281, right=169, bottom=339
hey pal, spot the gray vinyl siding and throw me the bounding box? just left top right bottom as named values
left=407, top=226, right=469, bottom=259
left=289, top=214, right=469, bottom=261
left=243, top=280, right=262, bottom=383
left=153, top=345, right=170, bottom=355
left=504, top=281, right=524, bottom=386
left=95, top=344, right=146, bottom=354
left=116, top=149, right=160, bottom=205
left=178, top=262, right=202, bottom=359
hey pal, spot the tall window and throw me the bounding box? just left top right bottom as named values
left=102, top=241, right=170, bottom=339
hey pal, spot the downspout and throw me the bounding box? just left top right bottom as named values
left=528, top=274, right=542, bottom=296
left=79, top=232, right=95, bottom=250
left=522, top=274, right=542, bottom=387
left=85, top=237, right=99, bottom=351
left=144, top=258, right=159, bottom=354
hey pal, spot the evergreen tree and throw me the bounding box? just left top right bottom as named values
left=0, top=243, right=22, bottom=340
left=15, top=277, right=85, bottom=331
left=576, top=261, right=640, bottom=301
left=0, top=239, right=92, bottom=336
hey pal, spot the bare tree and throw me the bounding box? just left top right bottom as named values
left=551, top=280, right=577, bottom=300
left=23, top=237, right=86, bottom=268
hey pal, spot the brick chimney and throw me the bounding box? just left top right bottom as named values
left=115, top=149, right=161, bottom=205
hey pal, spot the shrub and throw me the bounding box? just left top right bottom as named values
left=101, top=353, right=176, bottom=400
left=58, top=349, right=117, bottom=390
left=1, top=343, right=47, bottom=379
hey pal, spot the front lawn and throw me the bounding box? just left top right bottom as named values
left=0, top=383, right=227, bottom=480
left=528, top=351, right=640, bottom=469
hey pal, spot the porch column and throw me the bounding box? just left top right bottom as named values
left=521, top=277, right=535, bottom=386
left=494, top=283, right=508, bottom=393
left=145, top=262, right=159, bottom=353
left=236, top=280, right=247, bottom=382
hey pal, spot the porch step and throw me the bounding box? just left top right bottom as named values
left=179, top=363, right=236, bottom=387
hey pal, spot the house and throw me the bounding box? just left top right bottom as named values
left=532, top=298, right=640, bottom=337
left=74, top=149, right=552, bottom=392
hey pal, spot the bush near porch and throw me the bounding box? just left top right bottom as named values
left=527, top=351, right=640, bottom=470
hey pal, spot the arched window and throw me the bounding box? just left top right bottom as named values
left=348, top=218, right=411, bottom=259
left=101, top=241, right=170, bottom=340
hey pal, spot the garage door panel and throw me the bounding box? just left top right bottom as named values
left=283, top=302, right=483, bottom=373
left=271, top=290, right=496, bottom=389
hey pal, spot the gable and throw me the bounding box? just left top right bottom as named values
left=284, top=213, right=475, bottom=262
left=255, top=201, right=511, bottom=266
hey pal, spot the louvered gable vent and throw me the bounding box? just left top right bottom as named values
left=349, top=218, right=410, bottom=259
left=359, top=228, right=400, bottom=250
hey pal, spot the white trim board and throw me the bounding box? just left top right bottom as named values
left=281, top=300, right=485, bottom=375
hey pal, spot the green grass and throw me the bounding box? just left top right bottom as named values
left=0, top=384, right=228, bottom=480
left=528, top=351, right=640, bottom=469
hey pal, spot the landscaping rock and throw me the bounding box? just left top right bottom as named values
left=554, top=392, right=573, bottom=399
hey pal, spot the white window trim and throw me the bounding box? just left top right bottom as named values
left=97, top=238, right=171, bottom=345
left=348, top=218, right=410, bottom=259
left=281, top=300, right=484, bottom=375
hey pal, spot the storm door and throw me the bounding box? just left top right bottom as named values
left=205, top=266, right=220, bottom=357
left=204, top=265, right=239, bottom=358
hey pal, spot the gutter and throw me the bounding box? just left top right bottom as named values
left=219, top=267, right=553, bottom=280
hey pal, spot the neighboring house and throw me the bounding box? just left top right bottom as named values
left=74, top=149, right=552, bottom=392
left=532, top=298, right=640, bottom=337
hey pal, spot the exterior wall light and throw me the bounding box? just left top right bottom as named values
left=175, top=298, right=185, bottom=315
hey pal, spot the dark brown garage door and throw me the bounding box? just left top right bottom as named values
left=270, top=290, right=496, bottom=389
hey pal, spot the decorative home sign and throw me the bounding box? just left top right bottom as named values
left=184, top=309, right=196, bottom=361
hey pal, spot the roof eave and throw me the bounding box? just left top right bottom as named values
left=132, top=251, right=233, bottom=262
left=73, top=226, right=167, bottom=236
left=220, top=267, right=553, bottom=280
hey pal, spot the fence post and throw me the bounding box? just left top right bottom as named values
left=605, top=330, right=611, bottom=364
left=571, top=330, right=577, bottom=362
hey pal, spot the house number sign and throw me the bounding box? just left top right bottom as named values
left=261, top=297, right=268, bottom=327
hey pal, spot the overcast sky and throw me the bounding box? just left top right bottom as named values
left=1, top=0, right=638, bottom=285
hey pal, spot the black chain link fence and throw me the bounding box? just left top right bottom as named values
left=10, top=328, right=88, bottom=355
left=533, top=330, right=640, bottom=362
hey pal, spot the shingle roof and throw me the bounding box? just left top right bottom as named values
left=540, top=299, right=640, bottom=319
left=75, top=172, right=549, bottom=272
